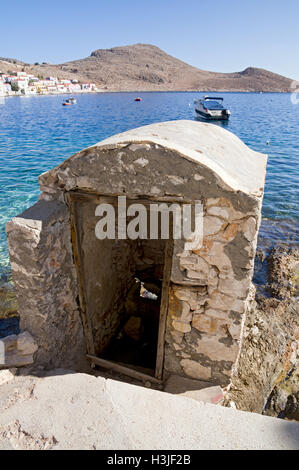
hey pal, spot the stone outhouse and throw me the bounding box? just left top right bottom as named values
left=6, top=120, right=267, bottom=385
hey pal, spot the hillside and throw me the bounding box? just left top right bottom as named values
left=0, top=44, right=293, bottom=92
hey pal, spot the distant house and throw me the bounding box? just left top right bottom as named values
left=0, top=82, right=12, bottom=96
left=81, top=83, right=97, bottom=91
left=41, top=79, right=56, bottom=87
left=16, top=71, right=28, bottom=77
left=56, top=84, right=67, bottom=93
left=26, top=86, right=37, bottom=95
left=68, top=83, right=81, bottom=92
left=0, top=82, right=6, bottom=96
left=11, top=77, right=29, bottom=92
left=47, top=86, right=57, bottom=94
left=46, top=76, right=58, bottom=83
left=35, top=83, right=48, bottom=94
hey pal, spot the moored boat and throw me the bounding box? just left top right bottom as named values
left=194, top=96, right=230, bottom=120
left=66, top=97, right=77, bottom=104
left=62, top=98, right=77, bottom=106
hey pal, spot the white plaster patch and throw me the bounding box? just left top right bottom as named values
left=150, top=186, right=162, bottom=195
left=134, top=157, right=149, bottom=167
left=194, top=173, right=204, bottom=181
left=167, top=175, right=186, bottom=185
left=129, top=143, right=151, bottom=152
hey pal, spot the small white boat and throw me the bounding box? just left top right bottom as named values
left=194, top=96, right=230, bottom=120
left=66, top=97, right=77, bottom=104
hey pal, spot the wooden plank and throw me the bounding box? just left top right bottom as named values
left=87, top=355, right=163, bottom=384
left=155, top=231, right=174, bottom=380
left=65, top=193, right=95, bottom=356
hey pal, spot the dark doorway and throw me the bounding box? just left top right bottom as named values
left=69, top=192, right=173, bottom=381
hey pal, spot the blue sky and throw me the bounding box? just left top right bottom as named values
left=2, top=0, right=299, bottom=79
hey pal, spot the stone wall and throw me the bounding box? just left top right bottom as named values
left=6, top=200, right=87, bottom=370
left=165, top=197, right=260, bottom=385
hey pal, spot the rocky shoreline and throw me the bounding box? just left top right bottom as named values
left=227, top=246, right=299, bottom=420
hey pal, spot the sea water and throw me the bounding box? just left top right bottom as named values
left=0, top=91, right=298, bottom=282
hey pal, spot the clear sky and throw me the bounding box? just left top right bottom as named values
left=2, top=0, right=299, bottom=79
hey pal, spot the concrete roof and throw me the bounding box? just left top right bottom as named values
left=94, top=120, right=267, bottom=197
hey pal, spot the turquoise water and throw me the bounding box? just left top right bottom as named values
left=0, top=92, right=298, bottom=280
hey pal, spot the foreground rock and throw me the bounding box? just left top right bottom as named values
left=0, top=370, right=298, bottom=450
left=227, top=248, right=299, bottom=417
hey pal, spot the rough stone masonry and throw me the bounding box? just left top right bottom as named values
left=5, top=120, right=267, bottom=384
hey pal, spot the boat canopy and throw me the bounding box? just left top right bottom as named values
left=202, top=99, right=224, bottom=110
left=203, top=96, right=223, bottom=101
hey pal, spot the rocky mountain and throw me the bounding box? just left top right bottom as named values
left=0, top=44, right=293, bottom=92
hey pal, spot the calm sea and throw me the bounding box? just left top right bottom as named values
left=0, top=92, right=298, bottom=281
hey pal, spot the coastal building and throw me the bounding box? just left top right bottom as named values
left=46, top=76, right=58, bottom=83
left=3, top=83, right=12, bottom=95
left=0, top=82, right=7, bottom=96
left=47, top=85, right=57, bottom=94
left=81, top=83, right=96, bottom=91
left=11, top=77, right=29, bottom=92
left=56, top=84, right=67, bottom=93
left=0, top=71, right=98, bottom=95
left=25, top=85, right=37, bottom=95
left=68, top=83, right=81, bottom=93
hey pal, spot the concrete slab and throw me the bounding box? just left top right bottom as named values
left=0, top=370, right=298, bottom=450
left=164, top=374, right=224, bottom=404
left=107, top=378, right=299, bottom=450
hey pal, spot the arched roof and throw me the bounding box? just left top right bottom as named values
left=92, top=120, right=267, bottom=196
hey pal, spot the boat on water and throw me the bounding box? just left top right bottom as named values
left=62, top=97, right=77, bottom=106
left=134, top=97, right=142, bottom=102
left=194, top=96, right=230, bottom=120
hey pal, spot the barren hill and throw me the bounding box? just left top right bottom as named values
left=0, top=44, right=293, bottom=92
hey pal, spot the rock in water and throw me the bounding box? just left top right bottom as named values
left=0, top=331, right=38, bottom=368
left=0, top=283, right=18, bottom=319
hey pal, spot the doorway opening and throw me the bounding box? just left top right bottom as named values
left=69, top=192, right=173, bottom=382
left=102, top=263, right=163, bottom=374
